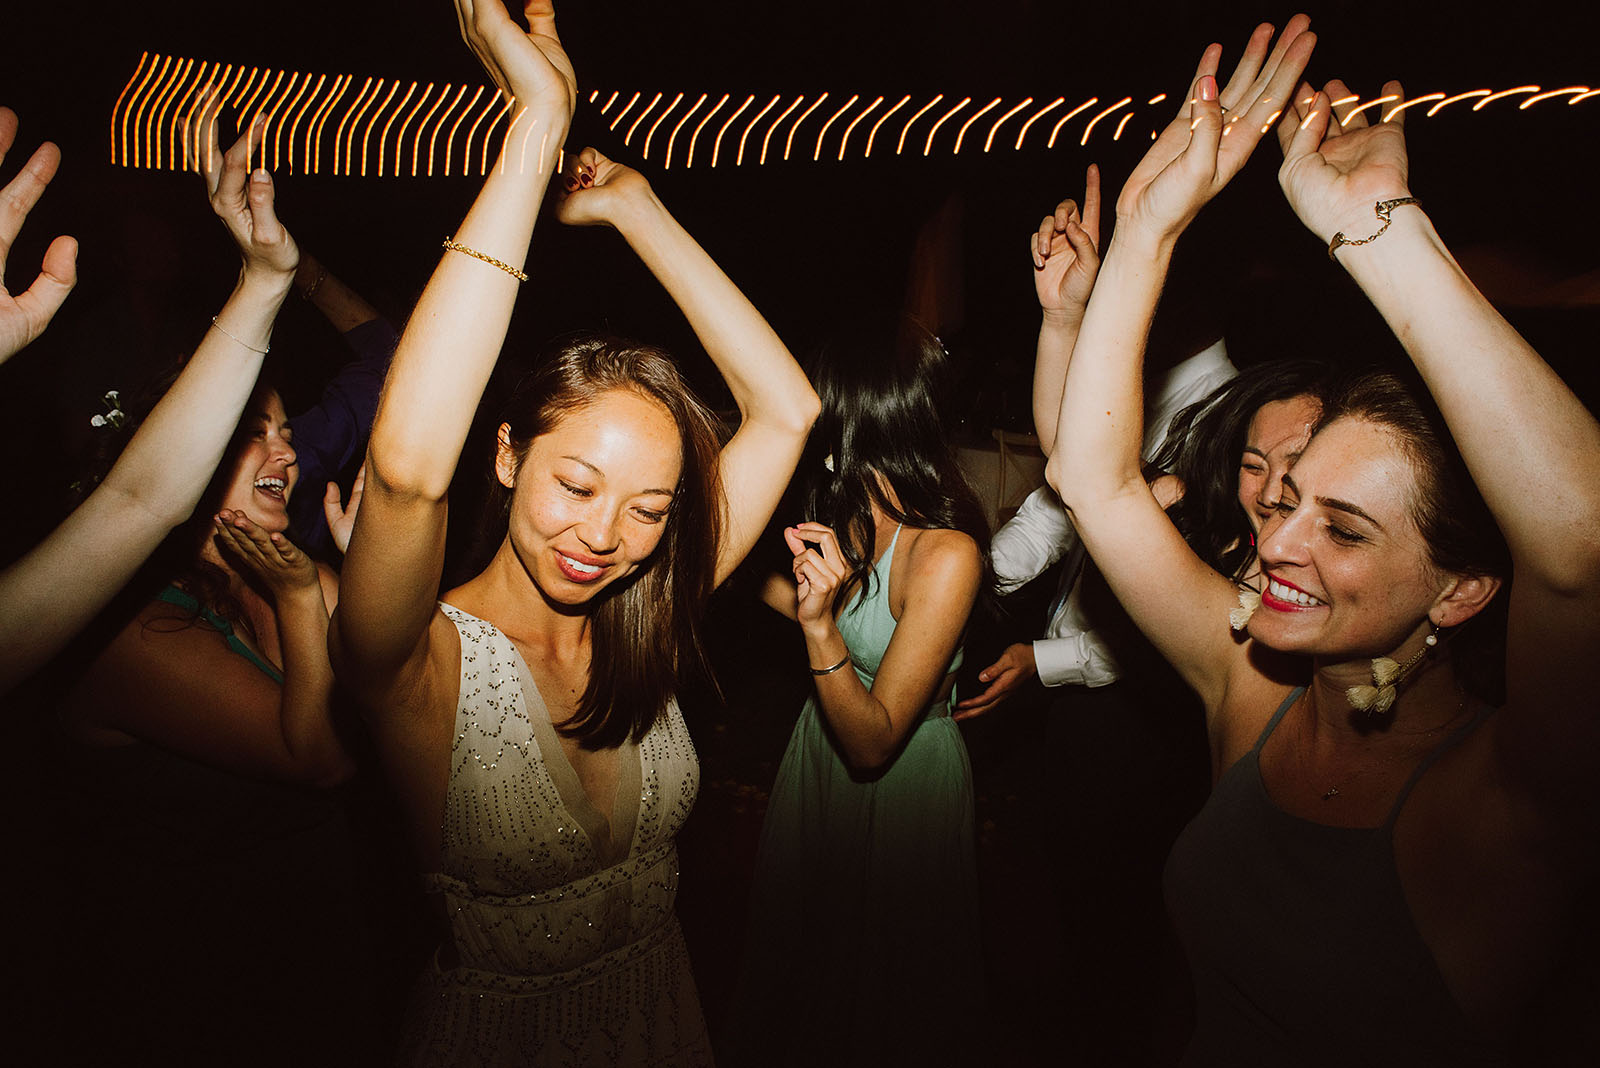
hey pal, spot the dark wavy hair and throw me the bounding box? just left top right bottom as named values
left=486, top=334, right=726, bottom=750
left=1148, top=359, right=1342, bottom=582
left=1319, top=371, right=1511, bottom=705
left=801, top=320, right=989, bottom=610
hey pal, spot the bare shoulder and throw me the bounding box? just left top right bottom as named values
left=899, top=527, right=982, bottom=605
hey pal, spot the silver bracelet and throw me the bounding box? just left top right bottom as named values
left=210, top=316, right=270, bottom=355
left=810, top=654, right=853, bottom=676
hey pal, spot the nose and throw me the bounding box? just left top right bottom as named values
left=576, top=505, right=621, bottom=555
left=1255, top=502, right=1313, bottom=572
left=1256, top=465, right=1286, bottom=512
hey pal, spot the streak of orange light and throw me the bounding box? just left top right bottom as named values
left=625, top=92, right=663, bottom=146
left=1080, top=96, right=1130, bottom=146
left=308, top=74, right=352, bottom=175
left=241, top=68, right=284, bottom=135
left=225, top=66, right=260, bottom=115
left=643, top=92, right=685, bottom=161
left=864, top=94, right=910, bottom=158
left=1328, top=94, right=1359, bottom=110
left=1112, top=112, right=1134, bottom=140
left=112, top=52, right=152, bottom=165
left=609, top=91, right=642, bottom=131
left=376, top=79, right=418, bottom=176
left=501, top=103, right=527, bottom=174
left=358, top=79, right=400, bottom=177
left=953, top=96, right=1000, bottom=154
left=259, top=72, right=303, bottom=171
left=1380, top=92, right=1443, bottom=123
left=339, top=79, right=381, bottom=176
left=588, top=90, right=599, bottom=104
left=1259, top=108, right=1282, bottom=135
left=1571, top=89, right=1600, bottom=104
left=462, top=91, right=501, bottom=175
left=923, top=97, right=970, bottom=156
left=663, top=93, right=707, bottom=169
left=176, top=65, right=220, bottom=173
left=1519, top=86, right=1589, bottom=108
left=284, top=73, right=326, bottom=173
left=685, top=93, right=728, bottom=169
left=479, top=95, right=513, bottom=175
left=759, top=96, right=803, bottom=166
left=391, top=83, right=433, bottom=177
left=897, top=94, right=943, bottom=155
left=1472, top=85, right=1539, bottom=110
left=166, top=61, right=210, bottom=171
left=711, top=94, right=754, bottom=168
left=333, top=77, right=375, bottom=176
left=426, top=84, right=469, bottom=176
left=412, top=84, right=451, bottom=177
left=132, top=55, right=176, bottom=169
left=1340, top=93, right=1398, bottom=126
left=839, top=95, right=883, bottom=160
left=1013, top=97, right=1063, bottom=150
left=600, top=90, right=620, bottom=114
left=1046, top=98, right=1096, bottom=149
left=152, top=57, right=197, bottom=171
left=983, top=96, right=1032, bottom=152
left=814, top=94, right=859, bottom=161
left=785, top=93, right=829, bottom=162
left=1147, top=93, right=1168, bottom=106
left=1426, top=89, right=1489, bottom=116
left=738, top=94, right=782, bottom=166
left=445, top=85, right=486, bottom=176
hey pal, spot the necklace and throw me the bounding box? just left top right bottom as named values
left=1318, top=690, right=1468, bottom=800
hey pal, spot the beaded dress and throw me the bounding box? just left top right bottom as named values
left=401, top=603, right=713, bottom=1067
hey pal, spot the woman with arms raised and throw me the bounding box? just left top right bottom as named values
left=330, top=3, right=817, bottom=1063
left=1048, top=13, right=1600, bottom=1063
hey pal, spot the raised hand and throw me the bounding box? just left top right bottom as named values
left=1032, top=165, right=1102, bottom=320
left=1116, top=16, right=1316, bottom=245
left=784, top=523, right=849, bottom=631
left=456, top=0, right=576, bottom=127
left=555, top=147, right=655, bottom=229
left=323, top=463, right=366, bottom=555
left=214, top=509, right=320, bottom=601
left=0, top=107, right=78, bottom=364
left=1277, top=78, right=1413, bottom=246
left=187, top=98, right=298, bottom=282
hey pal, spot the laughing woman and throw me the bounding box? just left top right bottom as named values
left=329, top=3, right=817, bottom=1063
left=1046, top=14, right=1600, bottom=1064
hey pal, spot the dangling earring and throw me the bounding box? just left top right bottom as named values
left=822, top=452, right=835, bottom=472
left=1346, top=622, right=1441, bottom=716
left=1229, top=583, right=1262, bottom=631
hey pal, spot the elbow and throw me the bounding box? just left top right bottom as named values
left=840, top=734, right=898, bottom=776
left=1044, top=454, right=1083, bottom=513
left=782, top=386, right=822, bottom=438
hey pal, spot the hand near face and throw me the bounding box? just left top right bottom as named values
left=784, top=522, right=849, bottom=632
left=0, top=107, right=78, bottom=365
left=213, top=509, right=320, bottom=601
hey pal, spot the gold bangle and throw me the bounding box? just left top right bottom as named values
left=209, top=316, right=270, bottom=355
left=442, top=237, right=528, bottom=282
left=1327, top=197, right=1421, bottom=261
left=810, top=654, right=853, bottom=676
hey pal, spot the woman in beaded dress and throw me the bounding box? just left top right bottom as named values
left=730, top=324, right=988, bottom=1066
left=329, top=3, right=818, bottom=1064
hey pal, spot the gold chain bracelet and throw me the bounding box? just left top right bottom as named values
left=1327, top=197, right=1421, bottom=261
left=442, top=237, right=528, bottom=282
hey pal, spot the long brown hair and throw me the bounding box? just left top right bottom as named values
left=489, top=334, right=726, bottom=749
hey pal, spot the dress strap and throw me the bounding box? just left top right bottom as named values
left=1381, top=700, right=1496, bottom=829
left=156, top=584, right=284, bottom=683
left=1251, top=686, right=1305, bottom=753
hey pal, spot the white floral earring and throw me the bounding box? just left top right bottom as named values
left=1346, top=622, right=1441, bottom=716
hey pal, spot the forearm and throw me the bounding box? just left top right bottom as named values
left=273, top=586, right=351, bottom=785
left=611, top=193, right=816, bottom=433
left=1338, top=210, right=1600, bottom=583
left=367, top=113, right=566, bottom=500
left=803, top=621, right=899, bottom=769
left=296, top=253, right=380, bottom=334
left=1045, top=232, right=1174, bottom=510
left=1031, top=309, right=1086, bottom=454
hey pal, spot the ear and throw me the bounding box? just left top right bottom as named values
left=1431, top=572, right=1503, bottom=629
left=494, top=423, right=520, bottom=490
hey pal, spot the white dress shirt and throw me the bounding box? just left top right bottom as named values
left=990, top=339, right=1237, bottom=687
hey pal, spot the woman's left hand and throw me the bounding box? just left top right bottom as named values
left=555, top=146, right=654, bottom=229
left=1277, top=78, right=1413, bottom=245
left=784, top=522, right=848, bottom=633
left=213, top=509, right=320, bottom=602
left=456, top=0, right=576, bottom=129
left=1116, top=15, right=1316, bottom=245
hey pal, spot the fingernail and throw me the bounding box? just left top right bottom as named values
left=1199, top=75, right=1218, bottom=102
left=252, top=168, right=269, bottom=183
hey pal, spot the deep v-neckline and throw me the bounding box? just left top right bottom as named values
left=497, top=624, right=644, bottom=867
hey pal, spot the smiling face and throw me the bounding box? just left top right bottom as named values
left=1247, top=416, right=1452, bottom=661
left=217, top=387, right=298, bottom=533
left=497, top=388, right=684, bottom=607
left=1237, top=393, right=1321, bottom=533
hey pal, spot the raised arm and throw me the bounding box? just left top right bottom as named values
left=786, top=523, right=980, bottom=771
left=0, top=107, right=77, bottom=365
left=0, top=110, right=296, bottom=693
left=1045, top=18, right=1314, bottom=709
left=331, top=0, right=574, bottom=705
left=557, top=148, right=818, bottom=586
left=1030, top=165, right=1101, bottom=453
left=1278, top=80, right=1600, bottom=807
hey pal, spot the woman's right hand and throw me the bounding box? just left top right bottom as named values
left=784, top=523, right=848, bottom=633
left=555, top=147, right=655, bottom=229
left=456, top=0, right=576, bottom=128
left=213, top=509, right=322, bottom=604
left=187, top=98, right=298, bottom=284
left=1114, top=15, right=1315, bottom=247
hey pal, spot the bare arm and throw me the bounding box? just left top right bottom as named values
left=294, top=251, right=381, bottom=334
left=557, top=148, right=819, bottom=586
left=787, top=523, right=980, bottom=771
left=0, top=112, right=296, bottom=693
left=1046, top=19, right=1315, bottom=711
left=331, top=0, right=574, bottom=710
left=1279, top=80, right=1600, bottom=811
left=1029, top=166, right=1101, bottom=453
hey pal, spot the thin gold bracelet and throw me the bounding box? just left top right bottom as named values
left=1327, top=197, right=1421, bottom=261
left=209, top=316, right=270, bottom=355
left=442, top=237, right=529, bottom=282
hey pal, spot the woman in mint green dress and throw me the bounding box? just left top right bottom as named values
left=732, top=325, right=988, bottom=1066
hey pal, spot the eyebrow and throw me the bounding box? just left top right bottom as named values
left=562, top=455, right=676, bottom=498
left=1282, top=475, right=1384, bottom=529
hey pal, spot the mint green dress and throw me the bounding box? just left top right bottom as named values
left=730, top=526, right=981, bottom=1066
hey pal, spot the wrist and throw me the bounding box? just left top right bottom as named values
left=1040, top=306, right=1086, bottom=330
left=237, top=265, right=296, bottom=300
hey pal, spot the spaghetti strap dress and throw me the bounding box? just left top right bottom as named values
left=729, top=526, right=981, bottom=1066
left=400, top=603, right=714, bottom=1067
